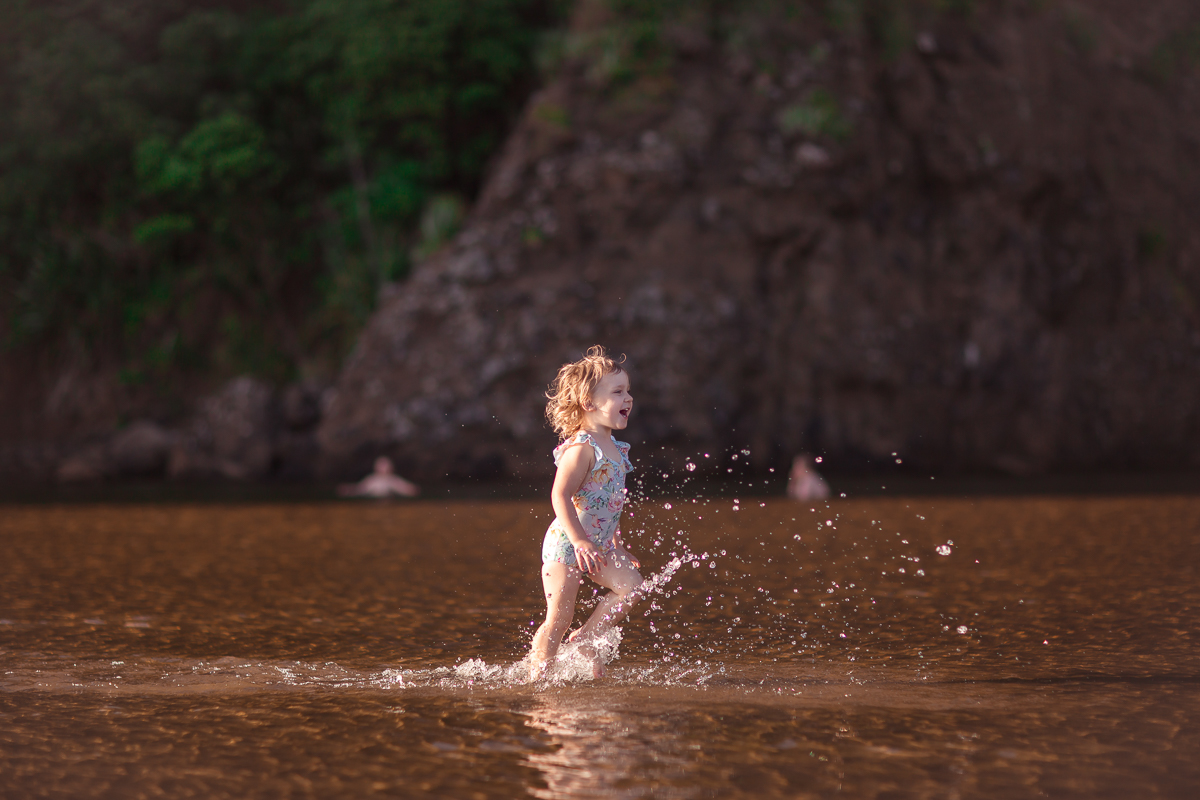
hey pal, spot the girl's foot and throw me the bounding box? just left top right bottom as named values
left=572, top=638, right=606, bottom=680
left=528, top=659, right=549, bottom=682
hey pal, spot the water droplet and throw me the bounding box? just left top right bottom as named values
left=936, top=545, right=952, bottom=556
left=956, top=626, right=969, bottom=634
left=826, top=520, right=832, bottom=526
left=663, top=503, right=672, bottom=510
left=661, top=472, right=669, bottom=479
left=704, top=453, right=710, bottom=458
left=814, top=456, right=823, bottom=463
left=686, top=462, right=697, bottom=472
left=709, top=561, right=716, bottom=568
left=731, top=454, right=739, bottom=461
left=895, top=458, right=902, bottom=464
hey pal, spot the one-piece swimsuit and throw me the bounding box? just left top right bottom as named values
left=541, top=430, right=633, bottom=567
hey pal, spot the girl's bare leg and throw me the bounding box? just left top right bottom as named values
left=529, top=561, right=582, bottom=679
left=568, top=554, right=644, bottom=677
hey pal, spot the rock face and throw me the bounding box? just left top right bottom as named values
left=167, top=377, right=277, bottom=480
left=52, top=420, right=172, bottom=481
left=110, top=421, right=173, bottom=476
left=318, top=1, right=1200, bottom=480
left=46, top=377, right=325, bottom=483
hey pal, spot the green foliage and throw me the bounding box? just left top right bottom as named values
left=1061, top=7, right=1098, bottom=57
left=1142, top=24, right=1200, bottom=85
left=563, top=8, right=673, bottom=88
left=1137, top=226, right=1168, bottom=262
left=533, top=101, right=572, bottom=130
left=0, top=0, right=558, bottom=382
left=133, top=214, right=195, bottom=245
left=868, top=1, right=913, bottom=61
left=136, top=111, right=278, bottom=197
left=415, top=193, right=465, bottom=259
left=564, top=0, right=757, bottom=89
left=825, top=0, right=864, bottom=34
left=778, top=88, right=853, bottom=141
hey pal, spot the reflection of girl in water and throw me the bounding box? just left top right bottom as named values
left=529, top=346, right=644, bottom=680
left=525, top=696, right=647, bottom=799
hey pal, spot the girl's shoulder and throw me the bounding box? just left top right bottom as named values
left=552, top=430, right=604, bottom=468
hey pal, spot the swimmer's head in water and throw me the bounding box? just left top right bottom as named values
left=545, top=345, right=628, bottom=440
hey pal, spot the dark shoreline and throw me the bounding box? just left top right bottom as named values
left=3, top=470, right=1199, bottom=506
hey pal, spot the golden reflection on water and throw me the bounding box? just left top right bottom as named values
left=1, top=496, right=1199, bottom=797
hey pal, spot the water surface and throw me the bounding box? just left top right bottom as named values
left=2, top=496, right=1198, bottom=797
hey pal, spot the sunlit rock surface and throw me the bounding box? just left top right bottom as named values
left=319, top=2, right=1200, bottom=480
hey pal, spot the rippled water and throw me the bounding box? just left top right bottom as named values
left=2, top=495, right=1198, bottom=798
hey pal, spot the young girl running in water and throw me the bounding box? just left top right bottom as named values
left=529, top=346, right=644, bottom=680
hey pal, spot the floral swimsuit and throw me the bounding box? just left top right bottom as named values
left=541, top=430, right=633, bottom=567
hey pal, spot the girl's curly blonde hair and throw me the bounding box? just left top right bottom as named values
left=545, top=345, right=626, bottom=440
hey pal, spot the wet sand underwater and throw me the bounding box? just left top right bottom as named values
left=2, top=495, right=1198, bottom=798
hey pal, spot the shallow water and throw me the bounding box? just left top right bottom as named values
left=2, top=495, right=1198, bottom=798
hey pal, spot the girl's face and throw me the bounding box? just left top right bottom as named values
left=583, top=370, right=632, bottom=432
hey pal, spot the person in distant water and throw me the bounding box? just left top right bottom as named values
left=529, top=346, right=643, bottom=681
left=787, top=454, right=830, bottom=501
left=337, top=456, right=420, bottom=498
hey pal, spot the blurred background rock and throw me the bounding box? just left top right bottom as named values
left=2, top=0, right=1199, bottom=486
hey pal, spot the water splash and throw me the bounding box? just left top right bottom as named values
left=615, top=445, right=978, bottom=667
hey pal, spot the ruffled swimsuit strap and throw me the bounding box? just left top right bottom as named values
left=613, top=436, right=633, bottom=473
left=553, top=430, right=607, bottom=471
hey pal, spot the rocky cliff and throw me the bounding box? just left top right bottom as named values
left=317, top=0, right=1200, bottom=481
